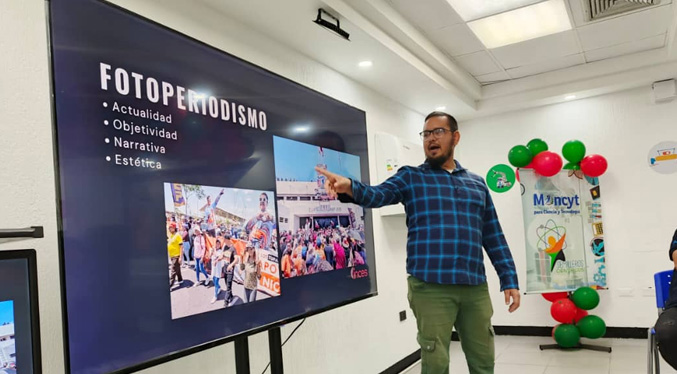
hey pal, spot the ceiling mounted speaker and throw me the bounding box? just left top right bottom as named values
left=587, top=0, right=656, bottom=20
left=652, top=79, right=677, bottom=104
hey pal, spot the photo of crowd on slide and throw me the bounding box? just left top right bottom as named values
left=164, top=183, right=280, bottom=320
left=0, top=300, right=16, bottom=374
left=273, top=136, right=367, bottom=279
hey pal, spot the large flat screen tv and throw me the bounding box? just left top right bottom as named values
left=49, top=0, right=376, bottom=373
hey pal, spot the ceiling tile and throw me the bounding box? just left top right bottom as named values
left=388, top=0, right=464, bottom=34
left=506, top=53, right=585, bottom=79
left=585, top=34, right=666, bottom=62
left=567, top=0, right=590, bottom=28
left=490, top=31, right=581, bottom=69
left=475, top=71, right=511, bottom=84
left=427, top=23, right=485, bottom=56
left=454, top=51, right=500, bottom=76
left=576, top=5, right=672, bottom=51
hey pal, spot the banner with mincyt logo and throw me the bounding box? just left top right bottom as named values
left=520, top=169, right=607, bottom=293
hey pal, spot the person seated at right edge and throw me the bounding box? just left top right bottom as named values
left=655, top=229, right=677, bottom=369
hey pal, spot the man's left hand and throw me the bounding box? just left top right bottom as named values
left=504, top=289, right=521, bottom=313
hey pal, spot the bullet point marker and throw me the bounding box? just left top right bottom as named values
left=105, top=138, right=110, bottom=144
left=103, top=102, right=108, bottom=108
left=106, top=156, right=111, bottom=161
left=104, top=120, right=109, bottom=125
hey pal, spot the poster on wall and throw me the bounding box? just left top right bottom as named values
left=520, top=169, right=607, bottom=293
left=647, top=141, right=677, bottom=174
left=49, top=0, right=376, bottom=373
left=485, top=164, right=516, bottom=193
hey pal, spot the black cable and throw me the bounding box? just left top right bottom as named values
left=281, top=318, right=306, bottom=346
left=261, top=318, right=306, bottom=374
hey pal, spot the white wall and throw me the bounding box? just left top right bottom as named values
left=0, top=0, right=64, bottom=373
left=1, top=0, right=423, bottom=373
left=458, top=86, right=677, bottom=328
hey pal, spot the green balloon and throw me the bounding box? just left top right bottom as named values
left=562, top=140, right=586, bottom=163
left=563, top=162, right=580, bottom=170
left=527, top=138, right=548, bottom=156
left=577, top=315, right=606, bottom=339
left=554, top=324, right=580, bottom=348
left=572, top=287, right=600, bottom=310
left=508, top=145, right=533, bottom=168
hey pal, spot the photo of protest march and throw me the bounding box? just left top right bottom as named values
left=273, top=136, right=367, bottom=279
left=164, top=183, right=280, bottom=319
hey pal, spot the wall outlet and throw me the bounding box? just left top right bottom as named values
left=399, top=310, right=407, bottom=321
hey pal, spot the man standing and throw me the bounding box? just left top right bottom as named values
left=204, top=189, right=225, bottom=237
left=245, top=192, right=275, bottom=250
left=315, top=112, right=520, bottom=374
left=222, top=234, right=239, bottom=306
left=167, top=222, right=183, bottom=288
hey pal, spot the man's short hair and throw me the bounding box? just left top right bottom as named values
left=425, top=111, right=458, bottom=132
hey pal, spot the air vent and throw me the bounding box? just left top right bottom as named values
left=588, top=0, right=656, bottom=20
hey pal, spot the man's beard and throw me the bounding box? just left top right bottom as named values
left=426, top=146, right=454, bottom=168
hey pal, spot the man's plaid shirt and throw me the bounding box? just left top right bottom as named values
left=345, top=161, right=518, bottom=291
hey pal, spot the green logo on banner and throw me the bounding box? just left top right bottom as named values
left=486, top=164, right=515, bottom=193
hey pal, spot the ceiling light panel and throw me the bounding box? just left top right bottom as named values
left=467, top=0, right=572, bottom=49
left=446, top=0, right=545, bottom=21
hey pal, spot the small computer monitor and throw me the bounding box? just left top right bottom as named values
left=0, top=250, right=41, bottom=374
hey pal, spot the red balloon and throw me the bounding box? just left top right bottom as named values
left=542, top=292, right=569, bottom=302
left=532, top=151, right=563, bottom=177
left=580, top=154, right=607, bottom=177
left=550, top=298, right=577, bottom=324
left=573, top=308, right=588, bottom=323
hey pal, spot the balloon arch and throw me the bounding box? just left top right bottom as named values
left=507, top=139, right=608, bottom=179
left=543, top=288, right=606, bottom=347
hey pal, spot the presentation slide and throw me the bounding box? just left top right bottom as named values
left=49, top=0, right=376, bottom=373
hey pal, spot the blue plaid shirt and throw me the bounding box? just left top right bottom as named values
left=346, top=161, right=518, bottom=291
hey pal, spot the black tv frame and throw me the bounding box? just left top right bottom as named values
left=0, top=249, right=43, bottom=374
left=45, top=1, right=377, bottom=373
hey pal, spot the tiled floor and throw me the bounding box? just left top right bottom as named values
left=403, top=336, right=677, bottom=374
